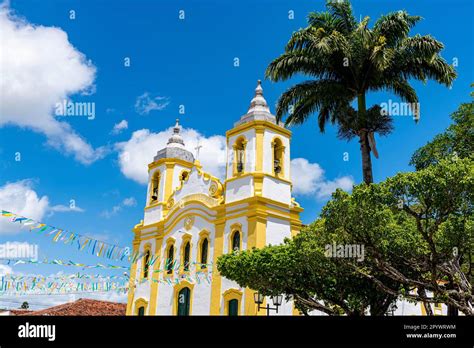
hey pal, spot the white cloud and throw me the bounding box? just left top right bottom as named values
left=122, top=197, right=137, bottom=207
left=0, top=7, right=107, bottom=164
left=317, top=176, right=355, bottom=199
left=100, top=197, right=137, bottom=219
left=111, top=120, right=128, bottom=135
left=116, top=127, right=227, bottom=185
left=100, top=206, right=121, bottom=219
left=134, top=92, right=170, bottom=115
left=0, top=180, right=49, bottom=234
left=49, top=204, right=85, bottom=213
left=0, top=180, right=84, bottom=234
left=291, top=158, right=354, bottom=200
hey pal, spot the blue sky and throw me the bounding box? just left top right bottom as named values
left=0, top=0, right=472, bottom=308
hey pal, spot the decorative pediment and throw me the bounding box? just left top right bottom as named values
left=166, top=167, right=224, bottom=213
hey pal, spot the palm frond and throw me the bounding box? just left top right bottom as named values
left=307, top=11, right=336, bottom=31
left=275, top=80, right=354, bottom=131
left=325, top=0, right=357, bottom=34
left=337, top=105, right=393, bottom=140
left=374, top=11, right=422, bottom=46
left=265, top=50, right=336, bottom=82
left=370, top=44, right=395, bottom=72
left=393, top=37, right=456, bottom=86
left=285, top=26, right=320, bottom=51
left=380, top=79, right=418, bottom=104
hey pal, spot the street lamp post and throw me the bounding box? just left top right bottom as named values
left=253, top=292, right=283, bottom=316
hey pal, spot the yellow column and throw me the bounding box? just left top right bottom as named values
left=245, top=210, right=267, bottom=315
left=126, top=239, right=140, bottom=315
left=253, top=173, right=264, bottom=196
left=148, top=236, right=163, bottom=315
left=164, top=163, right=175, bottom=201
left=255, top=127, right=264, bottom=172
left=210, top=217, right=225, bottom=315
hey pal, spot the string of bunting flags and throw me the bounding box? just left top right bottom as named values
left=0, top=277, right=128, bottom=295
left=2, top=273, right=128, bottom=282
left=0, top=210, right=143, bottom=262
left=0, top=258, right=129, bottom=270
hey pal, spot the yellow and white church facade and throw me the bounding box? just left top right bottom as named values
left=126, top=81, right=303, bottom=316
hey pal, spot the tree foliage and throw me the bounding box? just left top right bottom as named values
left=322, top=158, right=473, bottom=315
left=217, top=220, right=397, bottom=316
left=218, top=158, right=473, bottom=315
left=410, top=88, right=474, bottom=170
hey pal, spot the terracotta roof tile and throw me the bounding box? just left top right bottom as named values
left=13, top=299, right=126, bottom=316
left=8, top=309, right=34, bottom=315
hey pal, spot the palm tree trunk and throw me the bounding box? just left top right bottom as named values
left=359, top=131, right=374, bottom=184
left=358, top=94, right=374, bottom=184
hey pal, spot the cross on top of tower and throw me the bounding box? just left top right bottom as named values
left=194, top=140, right=203, bottom=160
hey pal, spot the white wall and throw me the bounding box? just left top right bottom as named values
left=143, top=204, right=163, bottom=226
left=266, top=217, right=291, bottom=246
left=262, top=177, right=291, bottom=205
left=225, top=175, right=253, bottom=203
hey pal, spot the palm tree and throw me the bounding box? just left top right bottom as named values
left=266, top=0, right=456, bottom=184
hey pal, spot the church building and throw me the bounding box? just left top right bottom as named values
left=126, top=81, right=303, bottom=315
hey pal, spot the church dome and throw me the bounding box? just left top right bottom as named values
left=153, top=119, right=195, bottom=163
left=234, top=80, right=278, bottom=126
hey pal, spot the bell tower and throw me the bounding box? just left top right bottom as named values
left=143, top=119, right=195, bottom=225
left=224, top=80, right=293, bottom=205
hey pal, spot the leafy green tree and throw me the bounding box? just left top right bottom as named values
left=218, top=158, right=473, bottom=315
left=218, top=221, right=398, bottom=316
left=266, top=0, right=456, bottom=183
left=410, top=87, right=473, bottom=170
left=321, top=158, right=473, bottom=315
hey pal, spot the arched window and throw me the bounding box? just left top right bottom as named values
left=197, top=230, right=210, bottom=270
left=135, top=298, right=148, bottom=316
left=223, top=289, right=242, bottom=316
left=200, top=238, right=208, bottom=269
left=177, top=287, right=191, bottom=316
left=143, top=249, right=151, bottom=279
left=272, top=138, right=284, bottom=176
left=228, top=299, right=239, bottom=316
left=231, top=231, right=241, bottom=252
left=150, top=171, right=160, bottom=203
left=233, top=137, right=247, bottom=175
left=183, top=242, right=191, bottom=271
left=166, top=244, right=174, bottom=275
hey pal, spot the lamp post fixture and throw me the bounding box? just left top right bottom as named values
left=386, top=303, right=397, bottom=316
left=253, top=292, right=283, bottom=316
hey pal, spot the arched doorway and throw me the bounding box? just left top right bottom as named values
left=228, top=299, right=239, bottom=316
left=177, top=287, right=191, bottom=316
